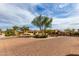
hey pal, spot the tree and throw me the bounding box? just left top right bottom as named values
left=20, top=26, right=29, bottom=34
left=32, top=15, right=53, bottom=35
left=5, top=29, right=15, bottom=36
left=64, top=29, right=72, bottom=36
left=0, top=29, right=2, bottom=35
left=64, top=29, right=72, bottom=33
left=12, top=26, right=20, bottom=36
left=13, top=26, right=19, bottom=31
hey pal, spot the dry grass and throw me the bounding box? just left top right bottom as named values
left=0, top=36, right=79, bottom=56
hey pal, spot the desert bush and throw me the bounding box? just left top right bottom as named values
left=34, top=34, right=48, bottom=38
left=5, top=29, right=15, bottom=36
left=72, top=32, right=79, bottom=36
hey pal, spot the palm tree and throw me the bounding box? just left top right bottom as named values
left=32, top=15, right=53, bottom=35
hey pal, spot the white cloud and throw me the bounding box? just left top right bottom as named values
left=0, top=3, right=35, bottom=29
left=52, top=16, right=79, bottom=30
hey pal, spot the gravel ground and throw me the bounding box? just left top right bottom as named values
left=0, top=36, right=79, bottom=56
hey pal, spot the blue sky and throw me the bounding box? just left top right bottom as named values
left=0, top=3, right=79, bottom=30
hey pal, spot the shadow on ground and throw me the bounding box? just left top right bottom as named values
left=66, top=54, right=79, bottom=56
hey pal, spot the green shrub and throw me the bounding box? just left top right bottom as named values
left=5, top=29, right=15, bottom=36
left=73, top=32, right=79, bottom=36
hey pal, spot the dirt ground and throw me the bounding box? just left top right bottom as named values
left=0, top=36, right=79, bottom=56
